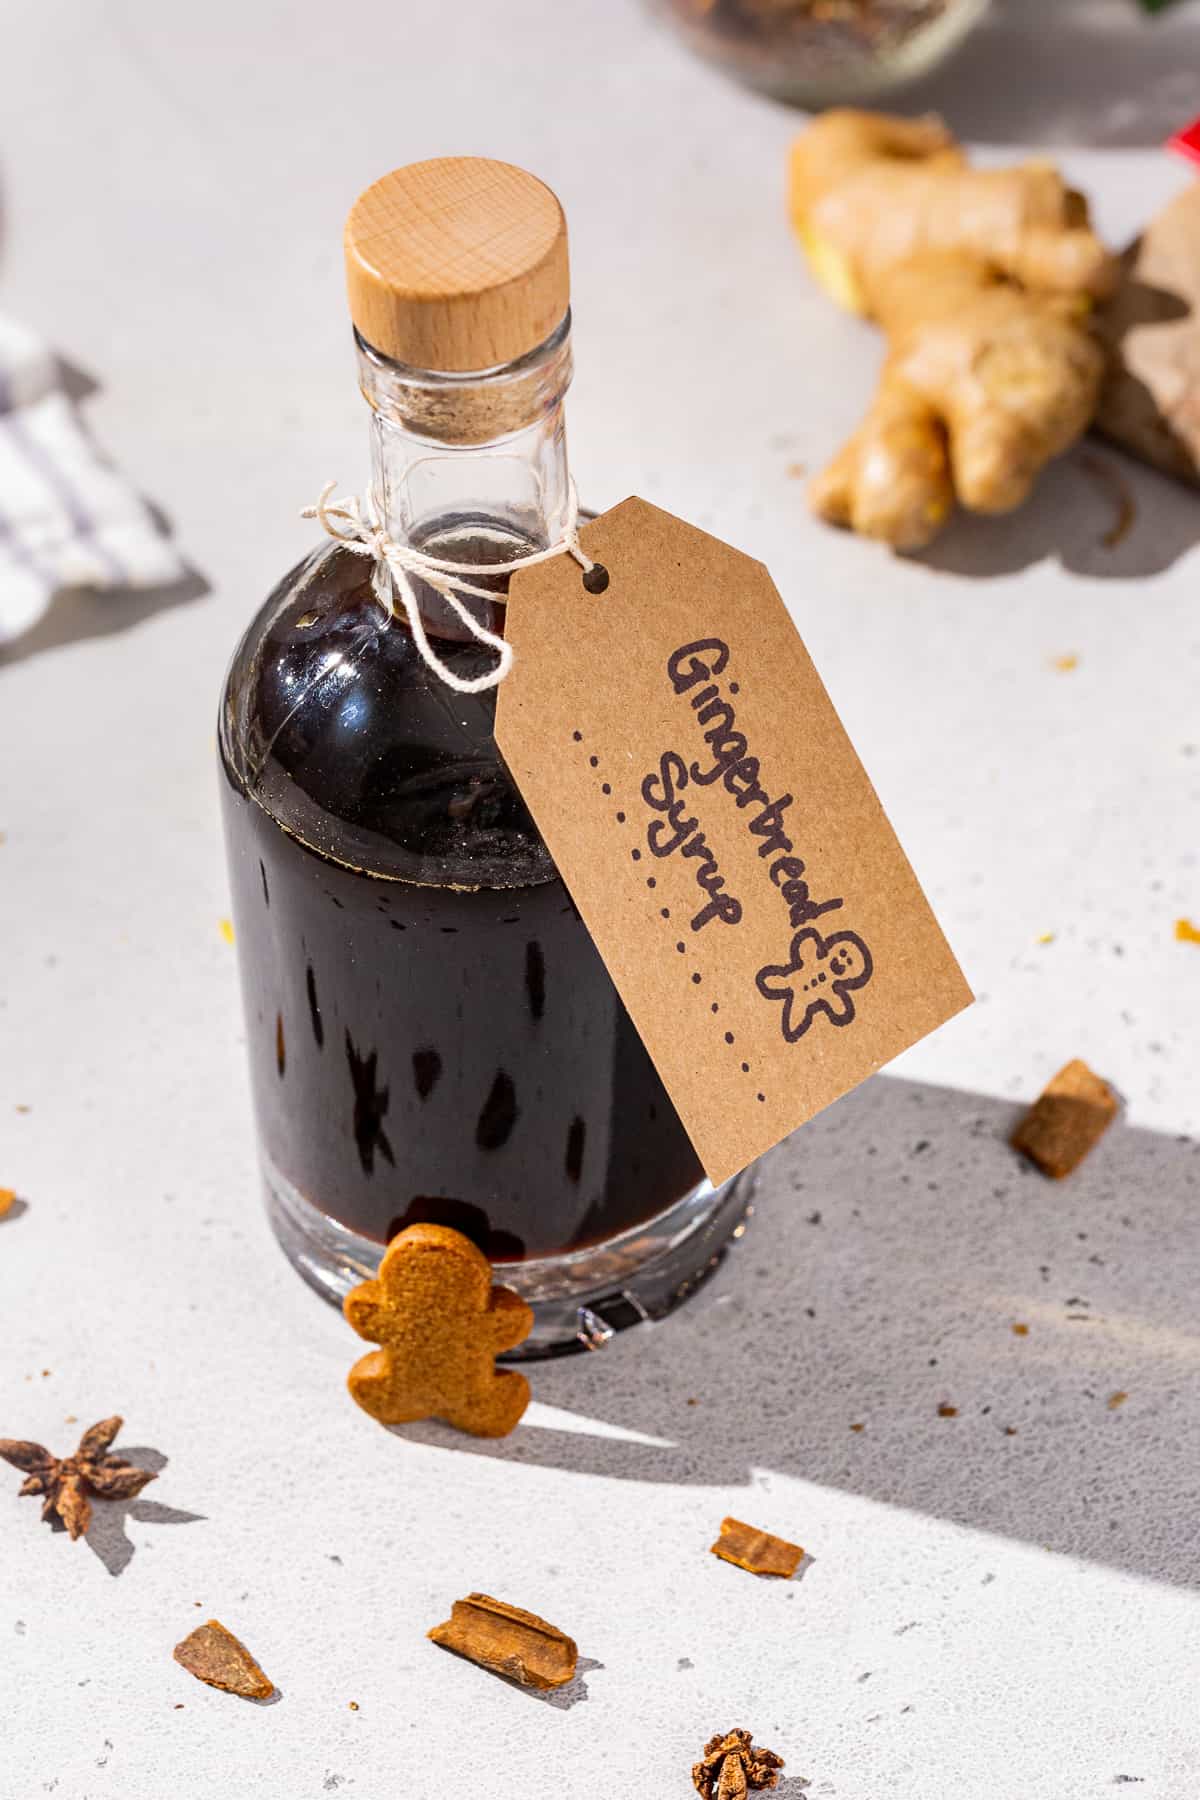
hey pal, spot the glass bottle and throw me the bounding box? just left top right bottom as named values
left=218, top=159, right=753, bottom=1354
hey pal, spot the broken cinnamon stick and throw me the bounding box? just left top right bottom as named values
left=428, top=1592, right=577, bottom=1690
left=711, top=1516, right=803, bottom=1579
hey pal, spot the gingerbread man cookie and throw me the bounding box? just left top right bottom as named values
left=343, top=1224, right=533, bottom=1437
left=756, top=926, right=873, bottom=1042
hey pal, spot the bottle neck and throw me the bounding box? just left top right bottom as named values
left=356, top=316, right=573, bottom=570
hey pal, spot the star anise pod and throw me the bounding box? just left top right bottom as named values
left=0, top=1416, right=156, bottom=1540
left=693, top=1728, right=785, bottom=1800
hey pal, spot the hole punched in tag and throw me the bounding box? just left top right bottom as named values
left=581, top=563, right=610, bottom=595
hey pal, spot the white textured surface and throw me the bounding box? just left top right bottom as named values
left=2, top=2, right=1199, bottom=1796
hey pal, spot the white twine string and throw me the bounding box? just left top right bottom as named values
left=301, top=478, right=595, bottom=695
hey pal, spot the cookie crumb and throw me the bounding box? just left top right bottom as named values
left=1011, top=1059, right=1118, bottom=1178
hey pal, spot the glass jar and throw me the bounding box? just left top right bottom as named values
left=650, top=0, right=989, bottom=107
left=218, top=193, right=754, bottom=1354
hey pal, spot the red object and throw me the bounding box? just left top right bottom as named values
left=1168, top=116, right=1200, bottom=166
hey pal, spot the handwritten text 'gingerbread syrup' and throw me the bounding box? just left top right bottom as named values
left=643, top=637, right=874, bottom=1043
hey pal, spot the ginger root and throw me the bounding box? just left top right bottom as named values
left=790, top=112, right=1119, bottom=550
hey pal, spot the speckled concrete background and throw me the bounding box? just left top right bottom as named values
left=3, top=2, right=1199, bottom=1796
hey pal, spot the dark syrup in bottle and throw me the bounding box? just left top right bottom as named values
left=219, top=534, right=703, bottom=1264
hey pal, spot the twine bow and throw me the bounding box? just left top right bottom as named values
left=301, top=479, right=594, bottom=695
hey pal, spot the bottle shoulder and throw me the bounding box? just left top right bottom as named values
left=219, top=541, right=554, bottom=888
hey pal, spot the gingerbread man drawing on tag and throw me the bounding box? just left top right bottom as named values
left=756, top=926, right=873, bottom=1042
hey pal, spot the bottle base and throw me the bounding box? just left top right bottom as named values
left=262, top=1153, right=757, bottom=1359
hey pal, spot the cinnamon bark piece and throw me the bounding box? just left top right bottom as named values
left=711, top=1516, right=803, bottom=1579
left=1011, top=1059, right=1119, bottom=1178
left=173, top=1620, right=275, bottom=1699
left=428, top=1593, right=577, bottom=1690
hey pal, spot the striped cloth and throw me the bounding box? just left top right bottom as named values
left=0, top=314, right=183, bottom=643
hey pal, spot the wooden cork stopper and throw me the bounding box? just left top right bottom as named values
left=345, top=158, right=570, bottom=374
